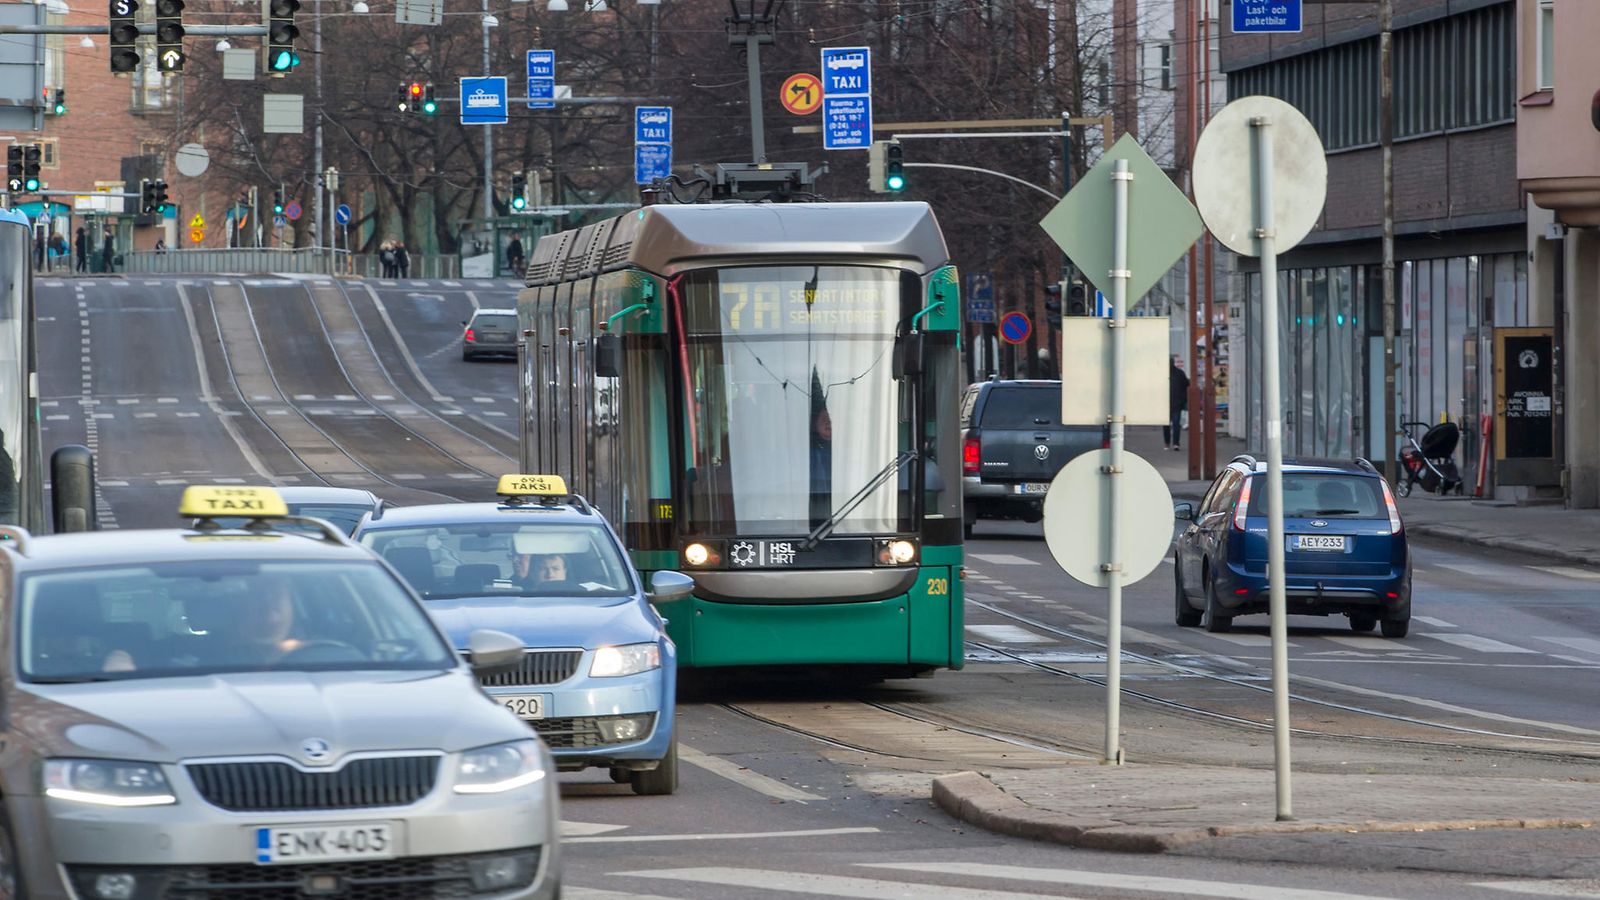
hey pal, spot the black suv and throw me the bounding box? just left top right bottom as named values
left=959, top=379, right=1103, bottom=537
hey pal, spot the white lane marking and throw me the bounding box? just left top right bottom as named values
left=1473, top=880, right=1600, bottom=898
left=1531, top=565, right=1600, bottom=581
left=134, top=413, right=157, bottom=419
left=1423, top=633, right=1536, bottom=654
left=116, top=398, right=139, bottom=405
left=472, top=396, right=495, bottom=403
left=364, top=287, right=449, bottom=402
left=156, top=478, right=185, bottom=486
left=1294, top=673, right=1600, bottom=737
left=157, top=397, right=179, bottom=403
left=441, top=280, right=461, bottom=287
left=868, top=863, right=1396, bottom=900
left=449, top=473, right=479, bottom=480
left=1412, top=615, right=1456, bottom=629
left=99, top=480, right=129, bottom=487
left=677, top=745, right=822, bottom=802
left=1322, top=636, right=1392, bottom=649
left=391, top=474, right=425, bottom=480
left=483, top=410, right=507, bottom=417
left=1431, top=562, right=1506, bottom=577
left=559, top=821, right=628, bottom=837
left=293, top=394, right=317, bottom=401
left=1208, top=633, right=1296, bottom=647
left=175, top=411, right=200, bottom=418
left=576, top=827, right=879, bottom=846
left=465, top=290, right=481, bottom=310
left=45, top=415, right=68, bottom=421
left=966, top=624, right=1052, bottom=644
left=968, top=553, right=1038, bottom=566
left=619, top=867, right=1064, bottom=899
left=1538, top=636, right=1600, bottom=659
left=213, top=477, right=246, bottom=484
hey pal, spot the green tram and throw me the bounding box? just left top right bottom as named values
left=516, top=202, right=965, bottom=674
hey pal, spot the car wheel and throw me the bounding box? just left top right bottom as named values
left=1202, top=570, right=1232, bottom=634
left=1381, top=617, right=1410, bottom=639
left=1174, top=559, right=1201, bottom=627
left=461, top=351, right=473, bottom=362
left=630, top=731, right=678, bottom=796
left=0, top=809, right=23, bottom=900
left=1349, top=614, right=1377, bottom=633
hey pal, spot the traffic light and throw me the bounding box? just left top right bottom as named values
left=5, top=146, right=22, bottom=193
left=265, top=0, right=300, bottom=73
left=22, top=144, right=41, bottom=193
left=140, top=179, right=156, bottom=213
left=422, top=83, right=437, bottom=115
left=1067, top=283, right=1089, bottom=316
left=1043, top=281, right=1064, bottom=325
left=108, top=0, right=141, bottom=73
left=155, top=0, right=186, bottom=73
left=884, top=141, right=906, bottom=192
left=407, top=82, right=423, bottom=113
left=868, top=140, right=887, bottom=192
left=396, top=83, right=409, bottom=112
left=51, top=89, right=66, bottom=116
left=272, top=186, right=285, bottom=215
left=510, top=172, right=527, bottom=211
left=153, top=180, right=170, bottom=213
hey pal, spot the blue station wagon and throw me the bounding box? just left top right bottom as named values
left=1173, top=457, right=1412, bottom=638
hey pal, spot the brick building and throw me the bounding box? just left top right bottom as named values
left=1209, top=0, right=1528, bottom=495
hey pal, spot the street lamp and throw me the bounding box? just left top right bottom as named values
left=78, top=35, right=95, bottom=48
left=351, top=0, right=368, bottom=10
left=215, top=38, right=231, bottom=51
left=546, top=0, right=568, bottom=8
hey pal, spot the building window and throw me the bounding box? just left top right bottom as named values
left=140, top=140, right=165, bottom=158
left=39, top=139, right=59, bottom=169
left=1159, top=43, right=1173, bottom=91
left=1537, top=0, right=1554, bottom=90
left=1097, top=59, right=1110, bottom=106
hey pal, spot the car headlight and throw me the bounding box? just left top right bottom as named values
left=44, top=759, right=176, bottom=807
left=589, top=642, right=661, bottom=677
left=454, top=740, right=546, bottom=794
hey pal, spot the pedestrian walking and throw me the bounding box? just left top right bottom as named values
left=74, top=227, right=87, bottom=273
left=100, top=227, right=116, bottom=274
left=1166, top=354, right=1189, bottom=451
left=48, top=232, right=66, bottom=272
left=395, top=241, right=410, bottom=279
left=505, top=235, right=524, bottom=278
left=379, top=240, right=396, bottom=278
left=33, top=231, right=45, bottom=271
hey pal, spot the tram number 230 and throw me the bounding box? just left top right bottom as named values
left=925, top=577, right=949, bottom=596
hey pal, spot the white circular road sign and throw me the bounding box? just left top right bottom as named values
left=174, top=142, right=210, bottom=178
left=1192, top=95, right=1327, bottom=257
left=1042, top=450, right=1174, bottom=589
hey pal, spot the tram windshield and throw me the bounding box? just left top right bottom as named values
left=0, top=222, right=28, bottom=524
left=677, top=265, right=913, bottom=537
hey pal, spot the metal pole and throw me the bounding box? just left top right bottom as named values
left=482, top=0, right=494, bottom=222
left=1380, top=0, right=1397, bottom=481
left=1251, top=114, right=1293, bottom=822
left=1104, top=157, right=1132, bottom=766
left=1201, top=3, right=1216, bottom=480
left=313, top=0, right=323, bottom=254
left=1184, top=0, right=1200, bottom=476
left=746, top=32, right=766, bottom=164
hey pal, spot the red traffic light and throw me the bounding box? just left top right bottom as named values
left=409, top=82, right=423, bottom=97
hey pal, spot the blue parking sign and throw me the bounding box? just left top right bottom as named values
left=527, top=77, right=554, bottom=110
left=635, top=144, right=672, bottom=186
left=1232, top=0, right=1301, bottom=33
left=460, top=76, right=507, bottom=126
left=820, top=46, right=871, bottom=150
left=635, top=107, right=672, bottom=185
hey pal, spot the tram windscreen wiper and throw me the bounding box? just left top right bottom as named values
left=802, top=451, right=914, bottom=551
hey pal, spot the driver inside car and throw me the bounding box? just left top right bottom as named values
left=201, top=580, right=309, bottom=666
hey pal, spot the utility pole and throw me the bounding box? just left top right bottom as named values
left=482, top=0, right=494, bottom=221
left=1380, top=0, right=1397, bottom=483
left=312, top=0, right=323, bottom=257
left=727, top=0, right=784, bottom=165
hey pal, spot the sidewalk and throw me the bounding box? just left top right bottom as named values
left=933, top=767, right=1598, bottom=854
left=1125, top=425, right=1600, bottom=568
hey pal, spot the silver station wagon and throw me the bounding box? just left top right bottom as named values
left=0, top=487, right=561, bottom=900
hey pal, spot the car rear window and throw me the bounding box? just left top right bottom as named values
left=1246, top=473, right=1386, bottom=519
left=978, top=388, right=1058, bottom=428
left=473, top=314, right=516, bottom=328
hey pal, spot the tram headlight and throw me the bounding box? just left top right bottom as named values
left=682, top=541, right=722, bottom=568
left=876, top=539, right=919, bottom=566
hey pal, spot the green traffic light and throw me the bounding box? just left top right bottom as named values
left=53, top=103, right=65, bottom=115
left=270, top=50, right=293, bottom=71
left=511, top=196, right=526, bottom=210
left=423, top=100, right=437, bottom=115
left=24, top=178, right=39, bottom=192
left=886, top=173, right=905, bottom=191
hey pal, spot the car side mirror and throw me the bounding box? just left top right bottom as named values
left=595, top=333, right=622, bottom=379
left=893, top=332, right=925, bottom=378
left=465, top=629, right=523, bottom=673
left=648, top=570, right=695, bottom=603
left=1173, top=501, right=1195, bottom=521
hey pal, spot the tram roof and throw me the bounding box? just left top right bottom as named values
left=526, top=201, right=949, bottom=286
left=0, top=209, right=29, bottom=228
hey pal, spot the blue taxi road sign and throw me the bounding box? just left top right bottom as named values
left=460, top=77, right=508, bottom=125
left=821, top=46, right=872, bottom=150
left=1232, top=0, right=1301, bottom=33
left=527, top=50, right=554, bottom=109
left=1000, top=311, right=1032, bottom=345
left=635, top=107, right=672, bottom=185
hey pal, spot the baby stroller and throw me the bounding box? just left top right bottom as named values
left=1396, top=421, right=1463, bottom=497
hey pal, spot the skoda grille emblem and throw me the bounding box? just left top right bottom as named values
left=300, top=738, right=332, bottom=762
left=1034, top=444, right=1050, bottom=461
left=1310, top=520, right=1328, bottom=528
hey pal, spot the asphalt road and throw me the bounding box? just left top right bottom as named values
left=34, top=274, right=1600, bottom=899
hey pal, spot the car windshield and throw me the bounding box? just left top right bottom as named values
left=359, top=523, right=635, bottom=600
left=979, top=387, right=1059, bottom=428
left=18, top=560, right=455, bottom=684
left=1247, top=473, right=1387, bottom=518
left=473, top=314, right=516, bottom=328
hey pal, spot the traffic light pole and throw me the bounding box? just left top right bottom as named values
left=481, top=0, right=493, bottom=222
left=312, top=0, right=324, bottom=255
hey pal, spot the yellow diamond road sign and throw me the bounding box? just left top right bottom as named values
left=190, top=214, right=204, bottom=229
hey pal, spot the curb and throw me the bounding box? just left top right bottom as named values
left=1406, top=523, right=1600, bottom=569
left=931, top=771, right=1596, bottom=854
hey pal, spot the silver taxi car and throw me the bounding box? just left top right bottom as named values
left=0, top=486, right=561, bottom=899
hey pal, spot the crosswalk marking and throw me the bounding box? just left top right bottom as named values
left=614, top=867, right=1060, bottom=899
left=575, top=827, right=879, bottom=846
left=867, top=863, right=1398, bottom=900
left=1474, top=878, right=1600, bottom=897
left=1531, top=565, right=1600, bottom=581
left=968, top=553, right=1038, bottom=566
left=678, top=744, right=822, bottom=802
left=1423, top=633, right=1536, bottom=654
left=1412, top=615, right=1456, bottom=629
left=1208, top=633, right=1296, bottom=648
left=1537, top=636, right=1600, bottom=659
left=966, top=624, right=1052, bottom=644
left=560, top=821, right=627, bottom=837
left=1323, top=635, right=1390, bottom=649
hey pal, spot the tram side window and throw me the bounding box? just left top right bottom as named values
left=621, top=341, right=671, bottom=546
left=923, top=333, right=960, bottom=523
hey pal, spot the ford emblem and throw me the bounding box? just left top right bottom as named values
left=1310, top=520, right=1328, bottom=528
left=301, top=738, right=332, bottom=762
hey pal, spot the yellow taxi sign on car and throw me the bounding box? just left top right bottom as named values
left=497, top=474, right=568, bottom=498
left=179, top=486, right=289, bottom=519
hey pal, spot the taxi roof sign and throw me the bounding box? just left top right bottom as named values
left=180, top=486, right=289, bottom=519
left=497, top=474, right=568, bottom=497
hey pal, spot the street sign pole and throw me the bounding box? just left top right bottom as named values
left=1251, top=114, right=1293, bottom=822
left=1104, top=157, right=1132, bottom=765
